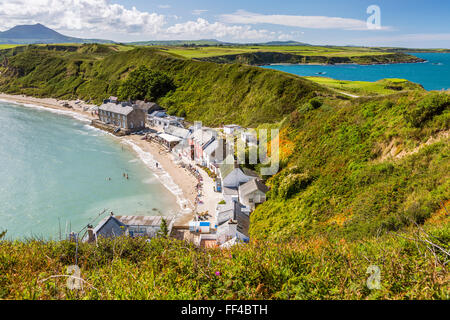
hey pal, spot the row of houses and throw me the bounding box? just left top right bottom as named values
left=88, top=97, right=269, bottom=248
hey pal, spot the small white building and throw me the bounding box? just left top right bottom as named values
left=216, top=201, right=249, bottom=244
left=238, top=178, right=269, bottom=211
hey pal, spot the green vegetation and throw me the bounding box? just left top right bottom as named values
left=0, top=44, right=448, bottom=299
left=251, top=91, right=449, bottom=241
left=0, top=44, right=326, bottom=126
left=157, top=45, right=423, bottom=66
left=305, top=77, right=424, bottom=97
left=117, top=65, right=175, bottom=101
left=0, top=221, right=447, bottom=299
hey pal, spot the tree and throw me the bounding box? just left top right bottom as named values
left=158, top=218, right=169, bottom=238
left=117, top=66, right=175, bottom=101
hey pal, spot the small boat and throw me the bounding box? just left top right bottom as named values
left=316, top=72, right=327, bottom=75
left=114, top=127, right=121, bottom=133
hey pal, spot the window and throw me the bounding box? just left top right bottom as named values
left=249, top=198, right=253, bottom=203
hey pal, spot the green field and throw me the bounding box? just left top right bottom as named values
left=158, top=45, right=393, bottom=59
left=0, top=44, right=22, bottom=49
left=304, top=77, right=424, bottom=96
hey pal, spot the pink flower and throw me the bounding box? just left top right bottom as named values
left=215, top=271, right=221, bottom=276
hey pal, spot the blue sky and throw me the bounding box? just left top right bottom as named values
left=0, top=0, right=449, bottom=47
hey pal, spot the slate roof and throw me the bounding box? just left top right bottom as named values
left=99, top=103, right=134, bottom=116
left=239, top=178, right=269, bottom=195
left=216, top=201, right=249, bottom=238
left=134, top=101, right=163, bottom=113
left=219, top=154, right=236, bottom=180
left=164, top=125, right=190, bottom=139
left=115, top=215, right=174, bottom=227
left=149, top=110, right=167, bottom=118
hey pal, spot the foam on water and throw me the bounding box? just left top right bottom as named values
left=121, top=139, right=192, bottom=215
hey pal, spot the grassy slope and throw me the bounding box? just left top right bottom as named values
left=162, top=45, right=396, bottom=59
left=0, top=220, right=448, bottom=299
left=251, top=91, right=449, bottom=241
left=304, top=77, right=424, bottom=96
left=0, top=45, right=326, bottom=126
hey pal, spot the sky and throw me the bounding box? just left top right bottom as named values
left=0, top=0, right=449, bottom=48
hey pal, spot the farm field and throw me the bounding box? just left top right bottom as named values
left=304, top=76, right=424, bottom=96
left=157, top=45, right=393, bottom=59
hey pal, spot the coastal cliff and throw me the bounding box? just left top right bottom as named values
left=197, top=52, right=425, bottom=66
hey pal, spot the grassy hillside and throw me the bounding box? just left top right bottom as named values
left=155, top=45, right=423, bottom=66
left=0, top=44, right=326, bottom=126
left=0, top=220, right=448, bottom=299
left=304, top=77, right=424, bottom=97
left=0, top=43, right=448, bottom=300
left=251, top=91, right=449, bottom=241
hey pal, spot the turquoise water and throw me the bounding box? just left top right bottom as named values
left=263, top=53, right=450, bottom=91
left=0, top=101, right=178, bottom=240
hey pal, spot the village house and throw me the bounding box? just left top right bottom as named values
left=219, top=157, right=255, bottom=189
left=84, top=214, right=174, bottom=242
left=215, top=201, right=249, bottom=245
left=202, top=138, right=228, bottom=175
left=98, top=102, right=146, bottom=133
left=134, top=100, right=164, bottom=115
left=188, top=127, right=217, bottom=164
left=147, top=110, right=184, bottom=130
left=238, top=178, right=269, bottom=211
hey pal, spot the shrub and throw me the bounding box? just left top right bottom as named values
left=404, top=93, right=449, bottom=127
left=117, top=65, right=175, bottom=101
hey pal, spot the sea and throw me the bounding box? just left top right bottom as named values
left=262, top=53, right=450, bottom=91
left=0, top=100, right=179, bottom=240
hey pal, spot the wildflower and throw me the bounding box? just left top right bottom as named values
left=215, top=271, right=221, bottom=276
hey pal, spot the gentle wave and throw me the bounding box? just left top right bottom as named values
left=0, top=99, right=92, bottom=123
left=121, top=139, right=192, bottom=214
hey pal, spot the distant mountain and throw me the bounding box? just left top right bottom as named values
left=256, top=41, right=311, bottom=46
left=127, top=39, right=310, bottom=47
left=0, top=23, right=113, bottom=44
left=128, top=39, right=230, bottom=46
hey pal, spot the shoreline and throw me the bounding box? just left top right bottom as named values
left=0, top=93, right=200, bottom=226
left=263, top=59, right=429, bottom=67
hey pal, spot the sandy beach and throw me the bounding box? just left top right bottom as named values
left=0, top=93, right=218, bottom=228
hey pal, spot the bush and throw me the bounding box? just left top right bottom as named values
left=117, top=65, right=175, bottom=101
left=404, top=93, right=449, bottom=127
left=308, top=98, right=323, bottom=110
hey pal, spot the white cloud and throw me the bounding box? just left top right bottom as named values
left=0, top=0, right=167, bottom=35
left=166, top=18, right=283, bottom=41
left=221, top=10, right=391, bottom=31
left=158, top=4, right=171, bottom=9
left=192, top=9, right=208, bottom=16
left=0, top=1, right=291, bottom=41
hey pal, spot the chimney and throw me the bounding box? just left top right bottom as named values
left=87, top=226, right=95, bottom=243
